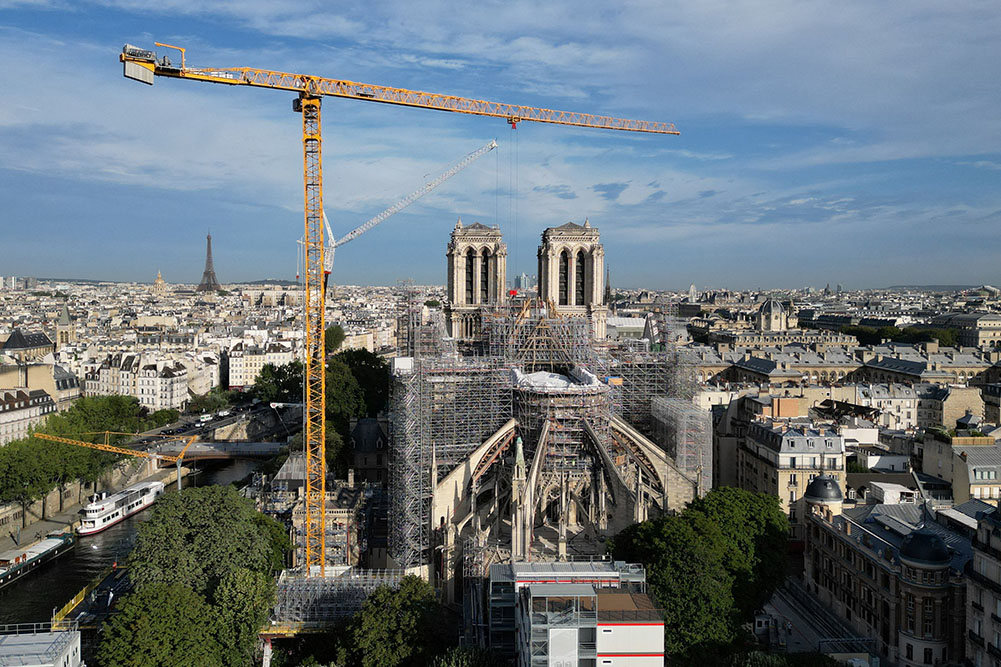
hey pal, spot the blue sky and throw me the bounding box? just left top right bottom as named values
left=1, top=1, right=1000, bottom=290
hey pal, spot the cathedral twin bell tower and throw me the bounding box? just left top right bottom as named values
left=445, top=219, right=508, bottom=340
left=445, top=218, right=607, bottom=340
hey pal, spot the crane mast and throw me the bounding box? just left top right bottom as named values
left=295, top=94, right=328, bottom=571
left=121, top=43, right=678, bottom=576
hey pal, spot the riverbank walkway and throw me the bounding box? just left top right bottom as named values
left=53, top=565, right=131, bottom=629
left=0, top=466, right=187, bottom=555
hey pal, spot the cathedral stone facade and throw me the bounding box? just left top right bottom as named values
left=445, top=219, right=507, bottom=340
left=537, top=220, right=608, bottom=339
left=445, top=219, right=610, bottom=341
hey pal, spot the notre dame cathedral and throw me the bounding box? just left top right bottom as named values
left=392, top=218, right=703, bottom=607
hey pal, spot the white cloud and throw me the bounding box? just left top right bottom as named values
left=2, top=2, right=1001, bottom=286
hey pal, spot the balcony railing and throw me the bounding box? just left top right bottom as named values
left=969, top=629, right=985, bottom=647
left=596, top=609, right=665, bottom=623
left=530, top=609, right=597, bottom=626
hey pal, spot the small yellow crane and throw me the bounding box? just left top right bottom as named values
left=120, top=42, right=679, bottom=574
left=35, top=432, right=198, bottom=491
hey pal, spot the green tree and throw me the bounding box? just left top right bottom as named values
left=335, top=349, right=389, bottom=416
left=336, top=575, right=449, bottom=667
left=253, top=361, right=305, bottom=403
left=324, top=429, right=349, bottom=477
left=213, top=568, right=278, bottom=666
left=148, top=409, right=180, bottom=428
left=0, top=441, right=51, bottom=526
left=847, top=460, right=871, bottom=473
left=325, top=325, right=346, bottom=353
left=610, top=513, right=736, bottom=657
left=288, top=428, right=348, bottom=478
left=430, top=647, right=504, bottom=667
left=0, top=395, right=163, bottom=519
left=838, top=325, right=881, bottom=345
left=424, top=299, right=441, bottom=308
left=686, top=487, right=789, bottom=618
left=325, top=357, right=366, bottom=439
left=187, top=388, right=230, bottom=415
left=129, top=485, right=289, bottom=597
left=97, top=583, right=224, bottom=667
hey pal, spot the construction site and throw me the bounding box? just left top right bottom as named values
left=114, top=43, right=690, bottom=656
left=386, top=280, right=704, bottom=612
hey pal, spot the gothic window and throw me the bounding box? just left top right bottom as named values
left=481, top=248, right=491, bottom=304
left=558, top=250, right=569, bottom=306
left=465, top=248, right=475, bottom=304
left=575, top=250, right=586, bottom=306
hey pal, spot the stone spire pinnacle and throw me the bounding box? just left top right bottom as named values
left=58, top=302, right=72, bottom=325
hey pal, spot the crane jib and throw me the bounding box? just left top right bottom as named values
left=119, top=41, right=677, bottom=575
left=121, top=48, right=679, bottom=134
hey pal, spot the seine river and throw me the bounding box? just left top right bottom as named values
left=0, top=459, right=259, bottom=624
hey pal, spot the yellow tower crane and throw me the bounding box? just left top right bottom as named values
left=119, top=42, right=679, bottom=575
left=34, top=432, right=199, bottom=490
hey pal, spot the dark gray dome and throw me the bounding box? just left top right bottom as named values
left=804, top=474, right=843, bottom=504
left=899, top=529, right=950, bottom=567
left=759, top=298, right=785, bottom=315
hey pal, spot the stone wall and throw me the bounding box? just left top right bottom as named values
left=0, top=456, right=162, bottom=531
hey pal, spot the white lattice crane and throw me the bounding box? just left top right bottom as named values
left=319, top=139, right=498, bottom=282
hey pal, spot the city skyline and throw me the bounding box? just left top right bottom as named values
left=1, top=2, right=1000, bottom=288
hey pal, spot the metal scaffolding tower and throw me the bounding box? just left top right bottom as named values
left=650, top=396, right=712, bottom=495
left=594, top=345, right=698, bottom=436
left=483, top=304, right=594, bottom=373
left=389, top=356, right=512, bottom=570
left=272, top=568, right=405, bottom=628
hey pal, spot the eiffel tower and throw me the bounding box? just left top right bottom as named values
left=196, top=233, right=221, bottom=291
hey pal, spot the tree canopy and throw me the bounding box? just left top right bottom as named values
left=325, top=325, right=346, bottom=353
left=97, top=583, right=224, bottom=667
left=100, top=485, right=289, bottom=666
left=686, top=487, right=788, bottom=617
left=0, top=395, right=172, bottom=523
left=129, top=485, right=289, bottom=597
left=325, top=357, right=366, bottom=439
left=330, top=575, right=451, bottom=667
left=334, top=349, right=389, bottom=417
left=609, top=487, right=789, bottom=661
left=186, top=387, right=234, bottom=415
left=253, top=360, right=304, bottom=404
left=838, top=324, right=959, bottom=347
left=610, top=512, right=736, bottom=656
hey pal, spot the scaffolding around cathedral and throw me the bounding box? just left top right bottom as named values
left=594, top=344, right=698, bottom=437
left=650, top=395, right=712, bottom=494
left=271, top=568, right=405, bottom=628
left=511, top=365, right=611, bottom=476
left=483, top=305, right=594, bottom=373
left=389, top=355, right=512, bottom=571
left=389, top=291, right=702, bottom=574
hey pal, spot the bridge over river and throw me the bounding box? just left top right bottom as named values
left=152, top=441, right=285, bottom=461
